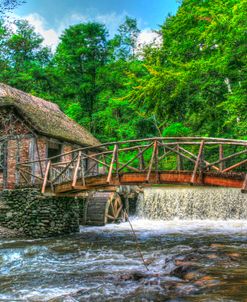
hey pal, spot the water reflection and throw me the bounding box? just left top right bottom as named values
left=1, top=219, right=247, bottom=301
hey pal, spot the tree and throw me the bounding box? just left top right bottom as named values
left=110, top=16, right=140, bottom=60
left=53, top=22, right=108, bottom=132
left=128, top=0, right=247, bottom=139
left=0, top=0, right=25, bottom=16
left=0, top=19, right=51, bottom=93
left=89, top=18, right=157, bottom=142
left=0, top=20, right=10, bottom=80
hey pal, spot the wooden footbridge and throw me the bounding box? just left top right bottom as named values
left=17, top=137, right=247, bottom=194
left=15, top=137, right=247, bottom=225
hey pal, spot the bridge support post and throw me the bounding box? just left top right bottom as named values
left=191, top=140, right=205, bottom=185
left=242, top=174, right=247, bottom=193
left=138, top=147, right=145, bottom=171
left=176, top=144, right=184, bottom=171
left=107, top=144, right=118, bottom=184
left=219, top=144, right=225, bottom=171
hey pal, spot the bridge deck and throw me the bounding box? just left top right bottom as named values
left=53, top=171, right=245, bottom=194
left=15, top=137, right=247, bottom=194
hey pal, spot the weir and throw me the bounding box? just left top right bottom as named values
left=136, top=186, right=247, bottom=220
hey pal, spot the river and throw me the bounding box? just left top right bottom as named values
left=1, top=218, right=247, bottom=301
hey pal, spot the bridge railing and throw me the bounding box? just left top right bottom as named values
left=16, top=137, right=247, bottom=192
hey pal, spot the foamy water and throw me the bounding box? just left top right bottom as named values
left=137, top=187, right=247, bottom=220
left=1, top=218, right=247, bottom=301
left=1, top=186, right=247, bottom=301
left=80, top=218, right=247, bottom=235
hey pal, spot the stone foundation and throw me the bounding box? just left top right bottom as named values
left=0, top=188, right=85, bottom=238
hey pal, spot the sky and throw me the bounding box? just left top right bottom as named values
left=12, top=0, right=179, bottom=50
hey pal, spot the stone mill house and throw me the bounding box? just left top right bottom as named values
left=0, top=83, right=101, bottom=237
left=0, top=83, right=100, bottom=190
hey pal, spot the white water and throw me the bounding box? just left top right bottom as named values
left=1, top=186, right=247, bottom=301
left=80, top=218, right=247, bottom=240
left=136, top=186, right=247, bottom=220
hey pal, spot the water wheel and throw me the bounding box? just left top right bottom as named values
left=84, top=192, right=125, bottom=226
left=106, top=193, right=124, bottom=223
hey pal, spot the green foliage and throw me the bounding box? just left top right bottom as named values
left=0, top=19, right=51, bottom=92
left=129, top=0, right=247, bottom=139
left=162, top=123, right=191, bottom=137
left=0, top=0, right=24, bottom=16
left=53, top=22, right=108, bottom=131
left=0, top=2, right=246, bottom=144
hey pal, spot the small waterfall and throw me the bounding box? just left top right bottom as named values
left=136, top=186, right=247, bottom=220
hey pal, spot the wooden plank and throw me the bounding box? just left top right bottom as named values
left=84, top=161, right=98, bottom=176
left=155, top=141, right=159, bottom=182
left=219, top=144, right=224, bottom=171
left=118, top=161, right=140, bottom=173
left=53, top=171, right=244, bottom=194
left=42, top=160, right=51, bottom=194
left=191, top=140, right=204, bottom=184
left=207, top=149, right=247, bottom=168
left=176, top=144, right=183, bottom=171
left=222, top=159, right=247, bottom=173
left=19, top=168, right=45, bottom=182
left=72, top=151, right=81, bottom=188
left=17, top=137, right=247, bottom=166
left=81, top=152, right=110, bottom=168
left=242, top=174, right=247, bottom=193
left=107, top=144, right=117, bottom=184
left=164, top=145, right=196, bottom=163
left=118, top=143, right=152, bottom=172
left=178, top=146, right=220, bottom=171
left=19, top=170, right=30, bottom=185
left=146, top=142, right=156, bottom=182
left=115, top=144, right=119, bottom=180
left=51, top=154, right=77, bottom=184
left=35, top=137, right=44, bottom=178
left=138, top=147, right=145, bottom=170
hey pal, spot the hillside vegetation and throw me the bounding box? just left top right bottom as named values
left=0, top=0, right=246, bottom=142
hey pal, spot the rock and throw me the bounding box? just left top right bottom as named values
left=6, top=211, right=13, bottom=218
left=207, top=253, right=218, bottom=259
left=119, top=271, right=155, bottom=282
left=170, top=265, right=197, bottom=279
left=144, top=258, right=155, bottom=265
left=131, top=271, right=146, bottom=281
left=228, top=252, right=241, bottom=261
left=0, top=189, right=81, bottom=238
left=184, top=272, right=198, bottom=281
left=0, top=226, right=24, bottom=238
left=210, top=243, right=225, bottom=249
left=174, top=260, right=198, bottom=266
left=194, top=275, right=219, bottom=287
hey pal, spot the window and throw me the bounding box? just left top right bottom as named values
left=47, top=142, right=62, bottom=163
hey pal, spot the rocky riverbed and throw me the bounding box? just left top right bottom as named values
left=1, top=219, right=247, bottom=301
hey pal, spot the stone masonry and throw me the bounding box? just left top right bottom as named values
left=0, top=188, right=85, bottom=237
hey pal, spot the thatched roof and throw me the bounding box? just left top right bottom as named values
left=0, top=83, right=100, bottom=146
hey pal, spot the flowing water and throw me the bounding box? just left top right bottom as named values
left=1, top=187, right=247, bottom=301
left=137, top=187, right=247, bottom=220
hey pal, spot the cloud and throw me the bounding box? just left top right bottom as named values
left=137, top=29, right=162, bottom=48
left=12, top=12, right=160, bottom=54
left=13, top=11, right=128, bottom=51
left=16, top=13, right=59, bottom=50
left=94, top=11, right=127, bottom=36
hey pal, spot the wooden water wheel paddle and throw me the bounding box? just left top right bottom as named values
left=106, top=193, right=124, bottom=223
left=84, top=192, right=125, bottom=226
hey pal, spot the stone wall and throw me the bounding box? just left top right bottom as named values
left=0, top=188, right=85, bottom=237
